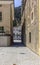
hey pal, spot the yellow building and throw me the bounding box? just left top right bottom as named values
left=0, top=0, right=14, bottom=34
left=21, top=0, right=40, bottom=55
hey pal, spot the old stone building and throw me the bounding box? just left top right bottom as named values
left=0, top=0, right=14, bottom=34
left=0, top=0, right=14, bottom=46
left=21, top=0, right=40, bottom=55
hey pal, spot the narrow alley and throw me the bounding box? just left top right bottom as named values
left=0, top=0, right=40, bottom=65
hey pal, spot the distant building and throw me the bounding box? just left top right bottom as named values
left=21, top=0, right=40, bottom=55
left=13, top=26, right=22, bottom=42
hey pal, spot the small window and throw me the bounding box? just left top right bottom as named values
left=0, top=12, right=2, bottom=21
left=0, top=27, right=4, bottom=33
left=31, top=12, right=33, bottom=20
left=29, top=32, right=31, bottom=43
left=0, top=5, right=2, bottom=7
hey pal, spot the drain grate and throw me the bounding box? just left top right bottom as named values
left=20, top=53, right=26, bottom=54
left=13, top=64, right=16, bottom=65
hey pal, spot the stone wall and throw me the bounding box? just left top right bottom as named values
left=0, top=35, right=11, bottom=47
left=25, top=0, right=39, bottom=55
left=0, top=1, right=14, bottom=34
left=22, top=0, right=40, bottom=55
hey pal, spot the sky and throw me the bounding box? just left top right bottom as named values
left=14, top=0, right=22, bottom=7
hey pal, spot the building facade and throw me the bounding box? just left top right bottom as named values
left=0, top=0, right=14, bottom=46
left=0, top=0, right=14, bottom=34
left=21, top=0, right=40, bottom=55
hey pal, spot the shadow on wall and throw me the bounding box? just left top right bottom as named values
left=22, top=21, right=26, bottom=46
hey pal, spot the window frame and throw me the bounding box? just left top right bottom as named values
left=0, top=26, right=4, bottom=33
left=0, top=12, right=2, bottom=21
left=29, top=32, right=31, bottom=43
left=0, top=5, right=2, bottom=7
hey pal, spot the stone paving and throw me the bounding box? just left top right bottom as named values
left=0, top=47, right=40, bottom=65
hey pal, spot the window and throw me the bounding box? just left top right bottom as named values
left=29, top=32, right=31, bottom=43
left=0, top=12, right=2, bottom=21
left=31, top=12, right=33, bottom=20
left=0, top=27, right=4, bottom=33
left=0, top=5, right=2, bottom=7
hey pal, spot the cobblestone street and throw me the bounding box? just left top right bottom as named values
left=0, top=47, right=40, bottom=65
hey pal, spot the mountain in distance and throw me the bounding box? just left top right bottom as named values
left=14, top=6, right=21, bottom=22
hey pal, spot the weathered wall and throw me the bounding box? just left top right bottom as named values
left=25, top=0, right=40, bottom=55
left=39, top=0, right=40, bottom=55
left=0, top=2, right=14, bottom=34
left=21, top=0, right=40, bottom=55
left=3, top=4, right=11, bottom=34
left=0, top=35, right=11, bottom=46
